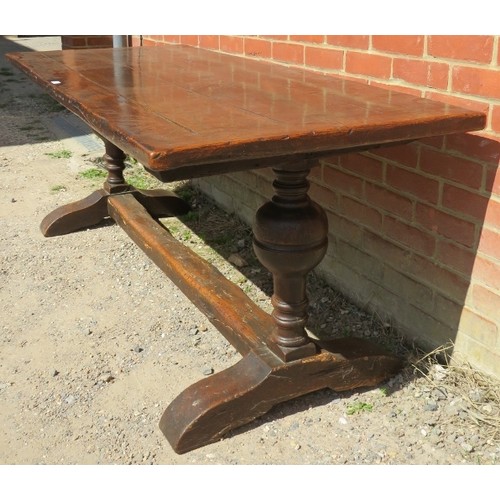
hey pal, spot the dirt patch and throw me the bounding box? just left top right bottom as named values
left=1, top=36, right=499, bottom=468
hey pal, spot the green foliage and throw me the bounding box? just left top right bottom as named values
left=79, top=167, right=107, bottom=179
left=346, top=402, right=373, bottom=415
left=45, top=149, right=72, bottom=159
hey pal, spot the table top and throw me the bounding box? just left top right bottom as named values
left=8, top=45, right=485, bottom=181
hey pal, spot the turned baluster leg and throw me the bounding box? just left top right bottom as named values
left=101, top=139, right=132, bottom=194
left=253, top=160, right=328, bottom=361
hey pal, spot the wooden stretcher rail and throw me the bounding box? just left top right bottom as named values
left=107, top=193, right=280, bottom=364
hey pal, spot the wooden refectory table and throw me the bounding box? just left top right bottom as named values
left=7, top=45, right=486, bottom=454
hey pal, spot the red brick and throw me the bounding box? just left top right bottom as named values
left=160, top=35, right=180, bottom=44
left=433, top=294, right=463, bottom=325
left=424, top=91, right=490, bottom=115
left=486, top=165, right=500, bottom=196
left=428, top=35, right=494, bottom=63
left=419, top=148, right=484, bottom=189
left=492, top=105, right=500, bottom=135
left=384, top=216, right=436, bottom=256
left=415, top=204, right=476, bottom=247
left=436, top=240, right=475, bottom=275
left=473, top=256, right=500, bottom=287
left=339, top=153, right=384, bottom=182
left=339, top=196, right=382, bottom=230
left=372, top=35, right=424, bottom=56
left=220, top=36, right=244, bottom=54
left=321, top=154, right=341, bottom=168
left=365, top=183, right=413, bottom=218
left=345, top=52, right=392, bottom=79
left=199, top=35, right=220, bottom=50
left=87, top=36, right=113, bottom=47
left=386, top=165, right=439, bottom=204
left=179, top=35, right=199, bottom=46
left=326, top=36, right=369, bottom=49
left=62, top=35, right=113, bottom=49
left=372, top=143, right=419, bottom=169
left=305, top=46, right=343, bottom=70
left=290, top=35, right=324, bottom=44
left=130, top=36, right=141, bottom=47
left=485, top=198, right=500, bottom=229
left=309, top=183, right=338, bottom=210
left=458, top=309, right=498, bottom=348
left=363, top=230, right=412, bottom=269
left=472, top=284, right=500, bottom=320
left=326, top=211, right=363, bottom=246
left=442, top=184, right=489, bottom=221
left=445, top=133, right=500, bottom=166
left=393, top=58, right=449, bottom=89
left=309, top=164, right=322, bottom=181
left=272, top=42, right=304, bottom=65
left=385, top=267, right=435, bottom=310
left=142, top=38, right=158, bottom=47
left=254, top=167, right=274, bottom=181
left=418, top=135, right=445, bottom=150
left=261, top=35, right=288, bottom=41
left=478, top=227, right=500, bottom=261
left=244, top=38, right=271, bottom=58
left=323, top=166, right=364, bottom=197
left=61, top=36, right=86, bottom=48
left=452, top=66, right=500, bottom=100
left=410, top=255, right=469, bottom=302
left=369, top=81, right=423, bottom=97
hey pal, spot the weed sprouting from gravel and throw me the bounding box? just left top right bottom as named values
left=45, top=149, right=72, bottom=159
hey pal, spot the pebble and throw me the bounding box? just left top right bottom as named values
left=461, top=442, right=474, bottom=453
left=338, top=417, right=348, bottom=425
left=432, top=365, right=448, bottom=381
left=482, top=404, right=493, bottom=414
left=228, top=254, right=248, bottom=267
left=202, top=367, right=214, bottom=376
left=424, top=400, right=438, bottom=412
left=469, top=389, right=484, bottom=403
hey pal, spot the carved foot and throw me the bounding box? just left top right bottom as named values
left=40, top=189, right=110, bottom=237
left=160, top=337, right=403, bottom=454
left=40, top=188, right=190, bottom=237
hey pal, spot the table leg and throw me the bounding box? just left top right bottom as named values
left=253, top=161, right=327, bottom=361
left=40, top=138, right=190, bottom=236
left=154, top=159, right=402, bottom=453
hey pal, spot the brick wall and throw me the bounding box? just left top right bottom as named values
left=61, top=36, right=114, bottom=49
left=134, top=35, right=500, bottom=379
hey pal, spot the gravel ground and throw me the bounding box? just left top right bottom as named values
left=1, top=36, right=499, bottom=484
